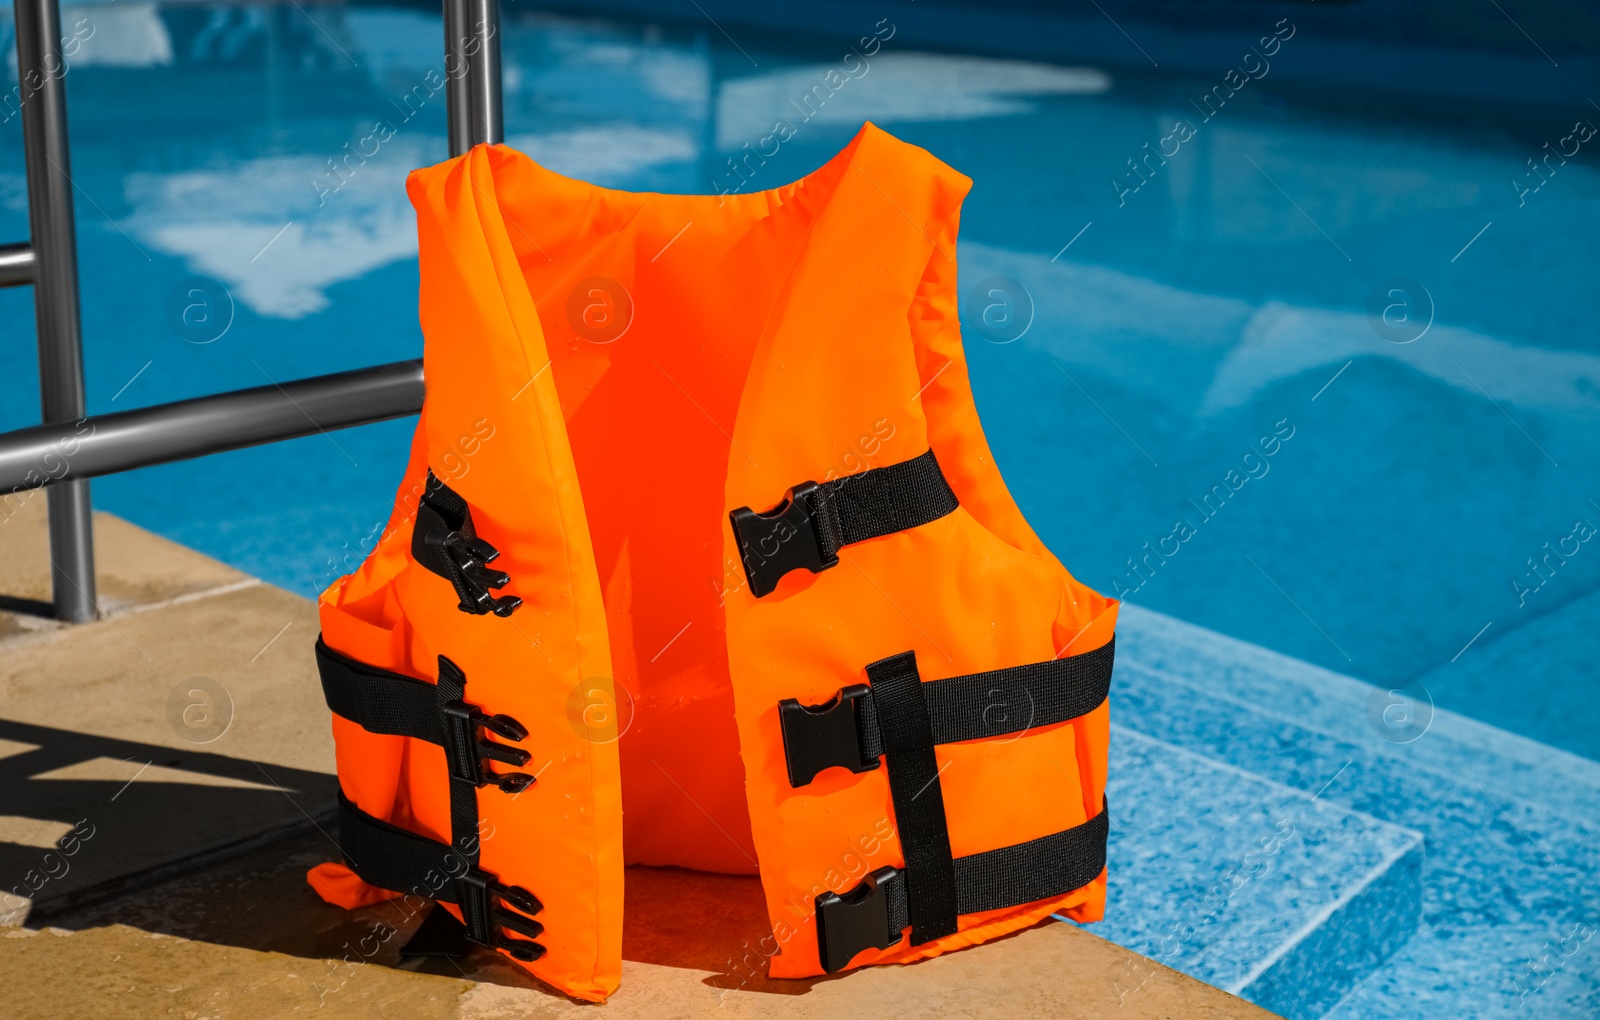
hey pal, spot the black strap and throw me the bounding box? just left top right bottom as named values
left=336, top=791, right=547, bottom=961
left=730, top=449, right=960, bottom=598
left=318, top=641, right=545, bottom=962
left=865, top=650, right=959, bottom=946
left=779, top=638, right=1115, bottom=788
left=315, top=638, right=535, bottom=794
left=953, top=796, right=1110, bottom=915
left=814, top=798, right=1110, bottom=973
left=815, top=449, right=961, bottom=555
left=412, top=470, right=522, bottom=617
left=865, top=638, right=1115, bottom=760
left=436, top=655, right=485, bottom=933
left=337, top=787, right=472, bottom=903
left=316, top=637, right=445, bottom=746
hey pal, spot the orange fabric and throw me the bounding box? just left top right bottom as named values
left=311, top=122, right=1114, bottom=1000
left=306, top=861, right=398, bottom=910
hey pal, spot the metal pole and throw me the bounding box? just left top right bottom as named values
left=0, top=360, right=425, bottom=492
left=0, top=242, right=35, bottom=288
left=14, top=0, right=96, bottom=622
left=444, top=0, right=502, bottom=158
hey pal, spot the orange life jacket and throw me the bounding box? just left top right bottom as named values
left=305, top=122, right=1117, bottom=1003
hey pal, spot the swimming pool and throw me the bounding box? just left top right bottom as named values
left=2, top=4, right=1596, bottom=1016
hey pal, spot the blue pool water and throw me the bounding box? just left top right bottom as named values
left=2, top=4, right=1597, bottom=1016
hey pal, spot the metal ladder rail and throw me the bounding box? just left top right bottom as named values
left=0, top=0, right=502, bottom=622
left=8, top=0, right=94, bottom=621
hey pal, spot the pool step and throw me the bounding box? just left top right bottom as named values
left=1110, top=604, right=1600, bottom=1019
left=1414, top=587, right=1600, bottom=763
left=1090, top=727, right=1423, bottom=1020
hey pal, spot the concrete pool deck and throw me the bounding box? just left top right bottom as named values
left=0, top=499, right=1274, bottom=1019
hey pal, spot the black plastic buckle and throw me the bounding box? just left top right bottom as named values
left=428, top=529, right=523, bottom=617
left=729, top=481, right=838, bottom=598
left=413, top=475, right=523, bottom=618
left=440, top=701, right=535, bottom=793
left=456, top=867, right=547, bottom=962
left=778, top=684, right=880, bottom=788
left=815, top=866, right=905, bottom=974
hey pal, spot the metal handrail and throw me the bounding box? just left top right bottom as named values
left=0, top=241, right=34, bottom=287
left=1, top=0, right=502, bottom=621
left=13, top=0, right=93, bottom=621
left=0, top=360, right=425, bottom=490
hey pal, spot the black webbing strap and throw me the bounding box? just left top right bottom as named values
left=337, top=788, right=471, bottom=904
left=779, top=638, right=1115, bottom=788
left=315, top=638, right=446, bottom=746
left=436, top=655, right=485, bottom=931
left=412, top=470, right=522, bottom=617
left=953, top=796, right=1110, bottom=915
left=729, top=449, right=960, bottom=598
left=316, top=637, right=544, bottom=962
left=336, top=791, right=547, bottom=961
left=865, top=638, right=1116, bottom=760
left=813, top=798, right=1110, bottom=973
left=816, top=449, right=961, bottom=555
left=865, top=650, right=960, bottom=946
left=314, top=638, right=535, bottom=794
